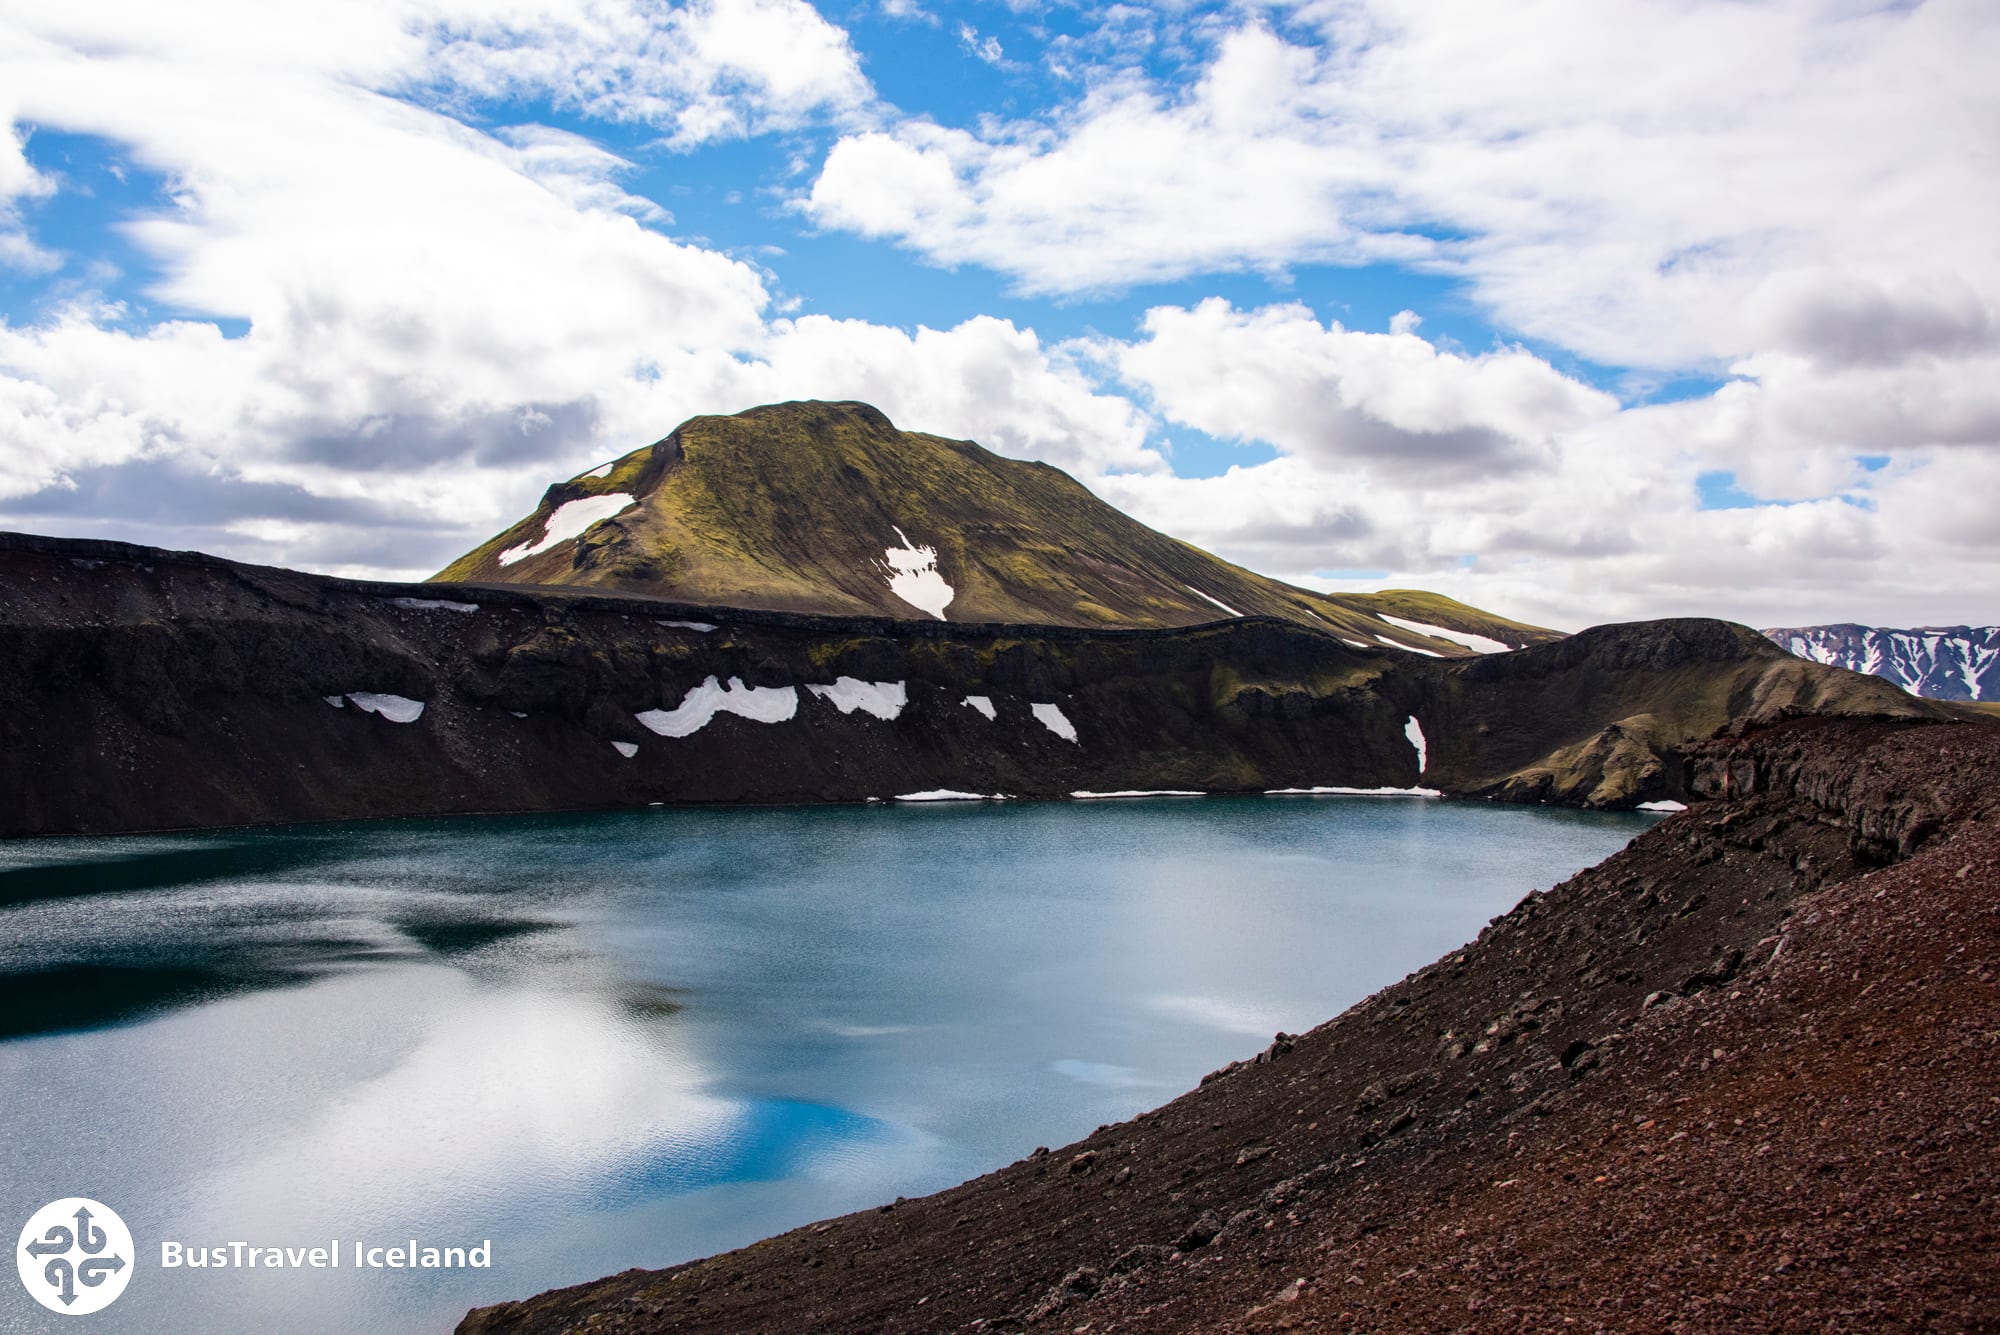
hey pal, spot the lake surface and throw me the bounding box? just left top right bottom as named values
left=0, top=796, right=1652, bottom=1333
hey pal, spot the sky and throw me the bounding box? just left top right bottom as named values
left=2, top=0, right=1997, bottom=631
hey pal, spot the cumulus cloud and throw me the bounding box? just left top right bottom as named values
left=805, top=1, right=2000, bottom=369
left=1075, top=295, right=2000, bottom=629
left=737, top=314, right=1162, bottom=478
left=1108, top=299, right=1617, bottom=479
left=0, top=0, right=850, bottom=573
left=807, top=23, right=1418, bottom=294
left=1744, top=270, right=1994, bottom=371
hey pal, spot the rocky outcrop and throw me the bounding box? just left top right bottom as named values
left=0, top=531, right=1944, bottom=837
left=459, top=714, right=2000, bottom=1335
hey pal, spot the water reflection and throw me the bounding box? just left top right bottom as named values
left=0, top=798, right=1651, bottom=1334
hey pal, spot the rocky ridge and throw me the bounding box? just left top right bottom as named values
left=0, top=530, right=1941, bottom=837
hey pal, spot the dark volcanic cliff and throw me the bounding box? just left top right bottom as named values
left=461, top=714, right=2000, bottom=1334
left=0, top=530, right=1943, bottom=837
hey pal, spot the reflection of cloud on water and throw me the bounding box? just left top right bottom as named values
left=820, top=1021, right=930, bottom=1038
left=1049, top=1059, right=1162, bottom=1089
left=1145, top=992, right=1284, bottom=1038
left=183, top=971, right=881, bottom=1242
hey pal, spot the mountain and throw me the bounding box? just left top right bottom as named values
left=0, top=530, right=1947, bottom=837
left=432, top=400, right=1558, bottom=657
left=1764, top=623, right=2000, bottom=702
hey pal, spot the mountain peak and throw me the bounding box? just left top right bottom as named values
left=435, top=401, right=1559, bottom=652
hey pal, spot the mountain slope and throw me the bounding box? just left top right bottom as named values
left=0, top=530, right=1943, bottom=837
left=433, top=400, right=1559, bottom=655
left=1764, top=622, right=1999, bottom=701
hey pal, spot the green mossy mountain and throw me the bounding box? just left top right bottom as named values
left=433, top=400, right=1558, bottom=656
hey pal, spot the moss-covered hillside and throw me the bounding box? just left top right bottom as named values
left=432, top=401, right=1559, bottom=655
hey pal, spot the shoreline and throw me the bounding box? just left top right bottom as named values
left=461, top=714, right=2000, bottom=1333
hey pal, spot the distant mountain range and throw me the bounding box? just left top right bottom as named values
left=433, top=400, right=1559, bottom=657
left=1763, top=624, right=1999, bottom=702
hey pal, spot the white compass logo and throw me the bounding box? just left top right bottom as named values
left=16, top=1198, right=134, bottom=1315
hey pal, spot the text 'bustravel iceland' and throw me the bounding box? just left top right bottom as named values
left=160, top=1238, right=493, bottom=1269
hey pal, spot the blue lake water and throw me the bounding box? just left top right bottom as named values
left=0, top=796, right=1652, bottom=1333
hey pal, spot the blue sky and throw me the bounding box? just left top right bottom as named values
left=1, top=0, right=1995, bottom=628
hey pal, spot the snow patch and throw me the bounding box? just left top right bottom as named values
left=1184, top=585, right=1243, bottom=618
left=1031, top=702, right=1078, bottom=743
left=658, top=620, right=717, bottom=633
left=1338, top=638, right=1372, bottom=650
left=498, top=493, right=636, bottom=566
left=323, top=695, right=345, bottom=708
left=611, top=740, right=638, bottom=758
left=583, top=461, right=614, bottom=479
left=806, top=678, right=908, bottom=721
left=1404, top=715, right=1428, bottom=774
left=1379, top=636, right=1444, bottom=657
left=1637, top=799, right=1688, bottom=813
left=387, top=597, right=479, bottom=613
left=1377, top=613, right=1514, bottom=654
left=1071, top=790, right=1205, bottom=799
left=962, top=694, right=997, bottom=721
left=893, top=790, right=1008, bottom=802
left=635, top=676, right=799, bottom=738
left=346, top=692, right=425, bottom=723
left=880, top=526, right=954, bottom=619
left=1265, top=786, right=1443, bottom=798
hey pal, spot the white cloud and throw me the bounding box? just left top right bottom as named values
left=1082, top=295, right=2000, bottom=629
left=957, top=23, right=1007, bottom=67
left=805, top=2, right=2000, bottom=367
left=0, top=122, right=56, bottom=271
left=681, top=314, right=1158, bottom=482
left=0, top=0, right=829, bottom=573
left=807, top=23, right=1416, bottom=294
left=877, top=0, right=936, bottom=24
left=1109, top=298, right=1617, bottom=478
left=416, top=0, right=875, bottom=148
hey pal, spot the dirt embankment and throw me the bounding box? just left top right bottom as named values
left=461, top=715, right=2000, bottom=1334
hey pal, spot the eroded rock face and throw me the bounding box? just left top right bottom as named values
left=457, top=715, right=2000, bottom=1335
left=0, top=530, right=1945, bottom=837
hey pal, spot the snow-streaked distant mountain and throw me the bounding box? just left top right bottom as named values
left=1763, top=624, right=1999, bottom=702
